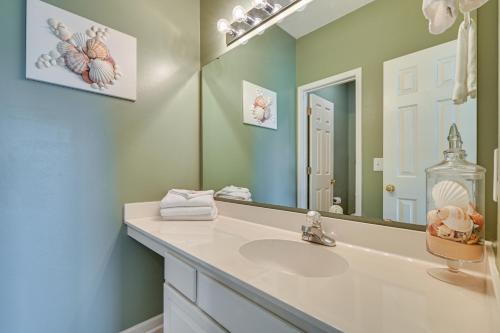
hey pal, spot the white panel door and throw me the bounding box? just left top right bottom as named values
left=309, top=94, right=334, bottom=212
left=383, top=40, right=477, bottom=224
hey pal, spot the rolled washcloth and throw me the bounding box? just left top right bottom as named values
left=215, top=186, right=252, bottom=201
left=160, top=189, right=215, bottom=208
left=159, top=189, right=217, bottom=221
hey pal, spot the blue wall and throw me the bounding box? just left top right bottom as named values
left=0, top=0, right=200, bottom=332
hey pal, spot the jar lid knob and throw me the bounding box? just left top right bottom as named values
left=447, top=123, right=463, bottom=150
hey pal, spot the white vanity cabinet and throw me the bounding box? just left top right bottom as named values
left=164, top=284, right=226, bottom=333
left=164, top=251, right=303, bottom=333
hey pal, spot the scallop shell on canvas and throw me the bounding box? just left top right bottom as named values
left=86, top=39, right=108, bottom=59
left=65, top=51, right=89, bottom=74
left=88, top=59, right=115, bottom=84
left=431, top=180, right=469, bottom=210
left=57, top=41, right=76, bottom=55
left=69, top=32, right=88, bottom=51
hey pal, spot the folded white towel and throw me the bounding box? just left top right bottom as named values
left=217, top=194, right=253, bottom=202
left=459, top=0, right=489, bottom=12
left=160, top=190, right=214, bottom=209
left=160, top=206, right=218, bottom=221
left=170, top=189, right=214, bottom=199
left=422, top=0, right=458, bottom=34
left=453, top=17, right=477, bottom=104
left=217, top=185, right=250, bottom=194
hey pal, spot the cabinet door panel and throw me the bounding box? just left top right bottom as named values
left=165, top=252, right=197, bottom=302
left=165, top=284, right=226, bottom=333
left=197, top=273, right=302, bottom=333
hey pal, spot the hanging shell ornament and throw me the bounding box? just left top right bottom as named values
left=431, top=180, right=469, bottom=211
left=65, top=50, right=89, bottom=74
left=88, top=59, right=115, bottom=86
left=86, top=39, right=108, bottom=59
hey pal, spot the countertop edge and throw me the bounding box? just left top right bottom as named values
left=124, top=220, right=339, bottom=333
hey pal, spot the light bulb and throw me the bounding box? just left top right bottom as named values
left=272, top=4, right=282, bottom=13
left=252, top=0, right=267, bottom=9
left=217, top=19, right=231, bottom=33
left=232, top=5, right=247, bottom=22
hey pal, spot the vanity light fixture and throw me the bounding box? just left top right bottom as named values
left=252, top=0, right=280, bottom=14
left=232, top=5, right=257, bottom=25
left=217, top=0, right=313, bottom=46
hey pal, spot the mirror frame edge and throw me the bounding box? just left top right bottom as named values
left=215, top=197, right=427, bottom=232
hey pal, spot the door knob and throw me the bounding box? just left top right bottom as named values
left=385, top=184, right=396, bottom=193
left=330, top=179, right=336, bottom=186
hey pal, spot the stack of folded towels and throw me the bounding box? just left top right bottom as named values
left=160, top=189, right=217, bottom=221
left=215, top=185, right=252, bottom=202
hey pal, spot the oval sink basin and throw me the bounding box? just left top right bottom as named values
left=239, top=239, right=348, bottom=278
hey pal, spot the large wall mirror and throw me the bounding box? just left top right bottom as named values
left=202, top=0, right=479, bottom=229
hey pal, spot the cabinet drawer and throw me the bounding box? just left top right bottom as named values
left=165, top=252, right=197, bottom=302
left=165, top=284, right=227, bottom=333
left=197, top=273, right=302, bottom=333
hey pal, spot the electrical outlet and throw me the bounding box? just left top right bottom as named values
left=373, top=158, right=384, bottom=172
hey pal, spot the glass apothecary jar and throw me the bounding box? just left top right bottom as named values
left=426, top=124, right=485, bottom=282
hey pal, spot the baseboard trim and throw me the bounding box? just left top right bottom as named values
left=120, top=314, right=163, bottom=333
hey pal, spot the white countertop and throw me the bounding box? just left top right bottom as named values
left=125, top=204, right=500, bottom=333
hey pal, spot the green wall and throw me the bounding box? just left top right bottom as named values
left=296, top=0, right=498, bottom=239
left=202, top=26, right=297, bottom=207
left=0, top=0, right=200, bottom=332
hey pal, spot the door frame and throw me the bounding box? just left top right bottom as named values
left=297, top=68, right=362, bottom=215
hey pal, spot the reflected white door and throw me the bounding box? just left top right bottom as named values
left=383, top=40, right=477, bottom=224
left=309, top=94, right=334, bottom=211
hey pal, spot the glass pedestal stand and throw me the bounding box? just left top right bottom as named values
left=428, top=260, right=486, bottom=292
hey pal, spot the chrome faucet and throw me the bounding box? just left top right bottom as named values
left=301, top=211, right=336, bottom=247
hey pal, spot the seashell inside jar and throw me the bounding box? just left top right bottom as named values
left=426, top=181, right=484, bottom=261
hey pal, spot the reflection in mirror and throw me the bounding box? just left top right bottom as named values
left=202, top=0, right=478, bottom=227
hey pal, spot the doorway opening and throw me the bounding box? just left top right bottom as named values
left=297, top=68, right=362, bottom=215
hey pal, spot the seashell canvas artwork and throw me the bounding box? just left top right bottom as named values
left=242, top=81, right=278, bottom=130
left=26, top=0, right=137, bottom=101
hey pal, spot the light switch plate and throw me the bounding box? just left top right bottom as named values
left=373, top=158, right=384, bottom=172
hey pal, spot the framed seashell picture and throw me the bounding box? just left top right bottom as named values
left=26, top=0, right=137, bottom=101
left=242, top=81, right=278, bottom=130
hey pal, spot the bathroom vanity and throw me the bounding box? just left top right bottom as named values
left=125, top=201, right=500, bottom=333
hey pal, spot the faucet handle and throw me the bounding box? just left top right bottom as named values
left=306, top=211, right=322, bottom=227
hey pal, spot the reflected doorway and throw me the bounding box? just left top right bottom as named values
left=297, top=69, right=362, bottom=216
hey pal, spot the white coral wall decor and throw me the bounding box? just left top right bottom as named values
left=26, top=0, right=137, bottom=101
left=242, top=81, right=278, bottom=130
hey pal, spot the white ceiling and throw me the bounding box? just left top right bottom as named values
left=278, top=0, right=375, bottom=39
